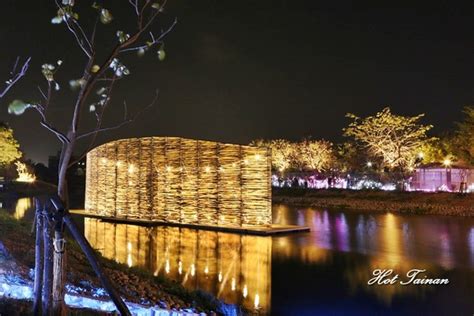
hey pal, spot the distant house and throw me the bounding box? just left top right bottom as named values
left=410, top=163, right=474, bottom=193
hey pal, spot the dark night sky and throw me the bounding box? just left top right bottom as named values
left=0, top=0, right=473, bottom=163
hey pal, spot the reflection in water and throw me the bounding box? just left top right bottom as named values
left=469, top=228, right=474, bottom=266
left=84, top=219, right=271, bottom=314
left=4, top=199, right=474, bottom=314
left=13, top=198, right=32, bottom=220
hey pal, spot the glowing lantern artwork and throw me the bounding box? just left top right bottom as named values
left=85, top=137, right=272, bottom=227
left=15, top=162, right=36, bottom=183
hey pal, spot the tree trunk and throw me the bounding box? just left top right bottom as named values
left=33, top=198, right=43, bottom=315
left=42, top=206, right=53, bottom=316
left=52, top=138, right=74, bottom=315
left=52, top=223, right=66, bottom=316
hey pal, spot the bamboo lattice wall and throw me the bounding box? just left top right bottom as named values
left=85, top=137, right=272, bottom=227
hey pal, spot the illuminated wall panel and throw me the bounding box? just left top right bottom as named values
left=85, top=137, right=272, bottom=227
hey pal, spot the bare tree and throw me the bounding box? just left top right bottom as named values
left=6, top=1, right=176, bottom=314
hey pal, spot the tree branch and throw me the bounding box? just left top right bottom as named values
left=0, top=57, right=31, bottom=99
left=70, top=90, right=159, bottom=167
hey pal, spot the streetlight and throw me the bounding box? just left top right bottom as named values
left=366, top=161, right=373, bottom=168
left=443, top=158, right=451, bottom=167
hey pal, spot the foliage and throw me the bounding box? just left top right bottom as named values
left=0, top=122, right=22, bottom=165
left=417, top=138, right=452, bottom=164
left=343, top=107, right=434, bottom=172
left=251, top=138, right=334, bottom=172
left=292, top=138, right=334, bottom=172
left=251, top=139, right=293, bottom=171
left=334, top=142, right=365, bottom=173
left=451, top=106, right=474, bottom=165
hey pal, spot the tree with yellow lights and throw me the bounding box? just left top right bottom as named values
left=293, top=138, right=334, bottom=172
left=343, top=107, right=433, bottom=178
left=0, top=122, right=21, bottom=166
left=251, top=139, right=294, bottom=172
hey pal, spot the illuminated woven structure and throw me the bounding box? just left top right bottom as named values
left=85, top=137, right=272, bottom=227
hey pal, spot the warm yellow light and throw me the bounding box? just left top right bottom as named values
left=85, top=137, right=272, bottom=227
left=443, top=158, right=451, bottom=167
left=101, top=158, right=107, bottom=164
left=231, top=278, right=236, bottom=291
left=178, top=261, right=183, bottom=275
left=190, top=263, right=196, bottom=277
left=15, top=162, right=36, bottom=183
left=417, top=152, right=424, bottom=159
left=165, top=259, right=170, bottom=274
left=14, top=198, right=31, bottom=220
left=116, top=161, right=121, bottom=167
left=204, top=266, right=209, bottom=274
left=218, top=272, right=223, bottom=282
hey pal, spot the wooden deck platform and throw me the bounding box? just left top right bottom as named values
left=70, top=210, right=310, bottom=236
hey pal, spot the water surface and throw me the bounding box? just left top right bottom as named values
left=2, top=198, right=474, bottom=315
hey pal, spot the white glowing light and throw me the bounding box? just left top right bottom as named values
left=366, top=161, right=373, bottom=167
left=218, top=272, right=222, bottom=282
left=254, top=293, right=260, bottom=309
left=443, top=158, right=451, bottom=167
left=204, top=266, right=209, bottom=274
left=165, top=259, right=170, bottom=274
left=190, top=264, right=195, bottom=277
left=178, top=261, right=182, bottom=275
left=126, top=242, right=132, bottom=267
left=242, top=284, right=248, bottom=297
left=231, top=278, right=236, bottom=291
left=128, top=164, right=134, bottom=173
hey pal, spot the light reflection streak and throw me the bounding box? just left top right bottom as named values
left=13, top=198, right=31, bottom=220
left=85, top=219, right=271, bottom=313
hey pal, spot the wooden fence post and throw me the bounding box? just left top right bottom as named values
left=41, top=203, right=53, bottom=316
left=50, top=197, right=131, bottom=316
left=33, top=198, right=43, bottom=315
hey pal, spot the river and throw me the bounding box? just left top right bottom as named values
left=1, top=198, right=474, bottom=315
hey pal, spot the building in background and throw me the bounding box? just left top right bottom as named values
left=411, top=163, right=474, bottom=193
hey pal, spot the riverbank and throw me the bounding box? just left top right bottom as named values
left=0, top=211, right=228, bottom=315
left=0, top=181, right=56, bottom=200
left=272, top=188, right=474, bottom=216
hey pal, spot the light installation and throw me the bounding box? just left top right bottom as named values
left=15, top=161, right=36, bottom=183
left=85, top=137, right=272, bottom=227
